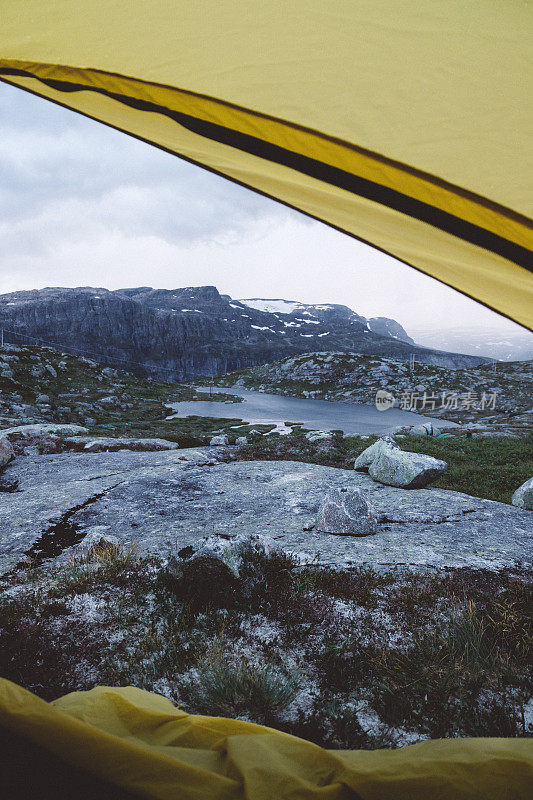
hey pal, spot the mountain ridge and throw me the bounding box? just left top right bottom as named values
left=0, top=285, right=490, bottom=380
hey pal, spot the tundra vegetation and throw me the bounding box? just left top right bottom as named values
left=0, top=543, right=531, bottom=745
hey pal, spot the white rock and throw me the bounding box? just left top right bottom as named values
left=235, top=436, right=248, bottom=445
left=409, top=423, right=440, bottom=437
left=0, top=423, right=89, bottom=438
left=0, top=437, right=15, bottom=468
left=98, top=395, right=119, bottom=407
left=81, top=437, right=180, bottom=452
left=305, top=430, right=333, bottom=443
left=75, top=528, right=119, bottom=552
left=369, top=449, right=447, bottom=489
left=316, top=488, right=377, bottom=536
left=389, top=425, right=412, bottom=435
left=209, top=434, right=229, bottom=446
left=353, top=436, right=399, bottom=471
left=511, top=477, right=533, bottom=510
left=168, top=533, right=281, bottom=585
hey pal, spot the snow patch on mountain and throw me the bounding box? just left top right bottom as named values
left=239, top=298, right=304, bottom=314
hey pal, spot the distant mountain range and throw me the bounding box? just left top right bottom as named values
left=410, top=326, right=533, bottom=362
left=0, top=286, right=490, bottom=380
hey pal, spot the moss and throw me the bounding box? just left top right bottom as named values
left=398, top=434, right=533, bottom=504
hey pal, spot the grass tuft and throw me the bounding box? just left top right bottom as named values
left=181, top=649, right=301, bottom=723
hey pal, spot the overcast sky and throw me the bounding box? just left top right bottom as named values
left=0, top=80, right=527, bottom=338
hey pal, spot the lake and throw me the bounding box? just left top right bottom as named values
left=166, top=387, right=454, bottom=436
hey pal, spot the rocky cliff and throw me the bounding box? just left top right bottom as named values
left=0, top=286, right=489, bottom=380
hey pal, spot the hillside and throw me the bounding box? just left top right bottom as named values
left=0, top=342, right=250, bottom=448
left=0, top=286, right=490, bottom=381
left=206, top=352, right=533, bottom=431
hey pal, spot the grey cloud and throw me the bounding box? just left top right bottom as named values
left=0, top=82, right=295, bottom=258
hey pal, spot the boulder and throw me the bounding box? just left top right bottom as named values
left=167, top=533, right=281, bottom=604
left=369, top=449, right=447, bottom=489
left=316, top=488, right=377, bottom=536
left=79, top=437, right=180, bottom=453
left=0, top=437, right=15, bottom=469
left=0, top=423, right=89, bottom=438
left=353, top=436, right=399, bottom=472
left=511, top=478, right=533, bottom=510
left=389, top=425, right=412, bottom=436
left=409, top=423, right=440, bottom=437
left=209, top=434, right=229, bottom=446
left=305, top=430, right=333, bottom=443
left=168, top=532, right=280, bottom=580
left=235, top=436, right=248, bottom=446
left=98, top=395, right=119, bottom=408
left=35, top=394, right=50, bottom=404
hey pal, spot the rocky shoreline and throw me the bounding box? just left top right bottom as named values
left=206, top=352, right=533, bottom=434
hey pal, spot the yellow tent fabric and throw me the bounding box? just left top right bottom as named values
left=1, top=1, right=532, bottom=329
left=1, top=679, right=532, bottom=800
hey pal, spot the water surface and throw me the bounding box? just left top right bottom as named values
left=167, top=387, right=455, bottom=435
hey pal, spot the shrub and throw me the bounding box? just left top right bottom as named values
left=399, top=434, right=533, bottom=504
left=306, top=565, right=388, bottom=607
left=236, top=546, right=301, bottom=612
left=313, top=632, right=371, bottom=692
left=0, top=592, right=99, bottom=700
left=287, top=696, right=396, bottom=750
left=46, top=543, right=140, bottom=597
